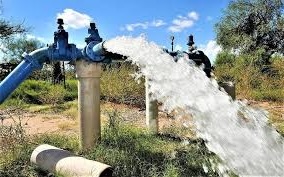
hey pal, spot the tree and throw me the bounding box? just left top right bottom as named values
left=0, top=0, right=27, bottom=40
left=215, top=0, right=284, bottom=65
left=1, top=36, right=43, bottom=63
left=0, top=19, right=27, bottom=40
left=1, top=36, right=64, bottom=84
left=215, top=50, right=236, bottom=67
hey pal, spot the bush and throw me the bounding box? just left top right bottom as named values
left=9, top=80, right=67, bottom=105
left=214, top=53, right=284, bottom=102
left=38, top=85, right=66, bottom=105
left=101, top=63, right=145, bottom=107
left=251, top=89, right=284, bottom=102
left=5, top=63, right=145, bottom=106
left=64, top=80, right=78, bottom=101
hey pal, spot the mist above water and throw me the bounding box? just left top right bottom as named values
left=105, top=36, right=284, bottom=176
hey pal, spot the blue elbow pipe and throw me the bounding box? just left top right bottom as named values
left=86, top=41, right=126, bottom=62
left=0, top=48, right=47, bottom=103
left=85, top=41, right=106, bottom=62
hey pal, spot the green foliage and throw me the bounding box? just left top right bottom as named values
left=0, top=110, right=226, bottom=177
left=215, top=50, right=236, bottom=67
left=251, top=89, right=284, bottom=101
left=10, top=80, right=66, bottom=105
left=1, top=35, right=44, bottom=63
left=3, top=63, right=144, bottom=107
left=214, top=54, right=284, bottom=101
left=215, top=0, right=284, bottom=63
left=38, top=85, right=66, bottom=105
left=101, top=63, right=145, bottom=106
left=0, top=20, right=27, bottom=40
left=85, top=114, right=222, bottom=177
left=64, top=80, right=78, bottom=101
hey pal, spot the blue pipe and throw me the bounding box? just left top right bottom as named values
left=0, top=48, right=48, bottom=103
left=0, top=19, right=126, bottom=104
left=86, top=41, right=126, bottom=62
left=85, top=41, right=105, bottom=62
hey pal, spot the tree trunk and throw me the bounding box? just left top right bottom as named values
left=53, top=62, right=63, bottom=84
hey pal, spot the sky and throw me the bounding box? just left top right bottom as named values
left=1, top=0, right=231, bottom=63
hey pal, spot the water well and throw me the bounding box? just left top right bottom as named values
left=0, top=18, right=236, bottom=143
left=0, top=19, right=125, bottom=176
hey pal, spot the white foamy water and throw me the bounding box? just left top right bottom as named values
left=105, top=36, right=284, bottom=176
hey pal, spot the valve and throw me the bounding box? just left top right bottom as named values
left=185, top=34, right=212, bottom=77
left=85, top=22, right=102, bottom=45
left=187, top=34, right=196, bottom=53
left=48, top=19, right=77, bottom=61
left=53, top=18, right=69, bottom=52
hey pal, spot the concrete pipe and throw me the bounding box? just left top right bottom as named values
left=219, top=81, right=236, bottom=100
left=145, top=77, right=159, bottom=133
left=30, top=144, right=113, bottom=177
left=76, top=60, right=102, bottom=150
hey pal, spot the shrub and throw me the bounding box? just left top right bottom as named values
left=214, top=54, right=284, bottom=102
left=64, top=80, right=78, bottom=101
left=38, top=85, right=66, bottom=105
left=10, top=80, right=67, bottom=105
left=101, top=63, right=145, bottom=107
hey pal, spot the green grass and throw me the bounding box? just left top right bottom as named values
left=101, top=63, right=145, bottom=107
left=268, top=109, right=284, bottom=136
left=0, top=116, right=225, bottom=177
left=0, top=129, right=79, bottom=177
left=3, top=63, right=145, bottom=108
left=251, top=89, right=284, bottom=102
left=92, top=123, right=222, bottom=177
left=214, top=54, right=284, bottom=102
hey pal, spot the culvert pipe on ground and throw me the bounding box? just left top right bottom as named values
left=31, top=144, right=113, bottom=177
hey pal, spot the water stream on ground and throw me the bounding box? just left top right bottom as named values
left=105, top=36, right=284, bottom=176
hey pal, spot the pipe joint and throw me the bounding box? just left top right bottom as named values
left=22, top=53, right=44, bottom=70
left=48, top=44, right=79, bottom=62
left=85, top=41, right=106, bottom=62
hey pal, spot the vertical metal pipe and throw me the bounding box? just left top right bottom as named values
left=145, top=77, right=159, bottom=133
left=76, top=60, right=102, bottom=150
left=0, top=59, right=41, bottom=103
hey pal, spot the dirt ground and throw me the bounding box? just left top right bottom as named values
left=0, top=102, right=179, bottom=136
left=0, top=100, right=283, bottom=136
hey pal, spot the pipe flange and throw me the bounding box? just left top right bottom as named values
left=22, top=52, right=43, bottom=70
left=69, top=44, right=78, bottom=61
left=86, top=41, right=105, bottom=62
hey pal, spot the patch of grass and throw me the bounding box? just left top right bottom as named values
left=101, top=63, right=145, bottom=107
left=84, top=113, right=223, bottom=177
left=251, top=89, right=284, bottom=102
left=62, top=101, right=78, bottom=120
left=214, top=54, right=284, bottom=102
left=0, top=130, right=79, bottom=177
left=0, top=98, right=30, bottom=109
left=26, top=100, right=77, bottom=115
left=57, top=122, right=76, bottom=131
left=26, top=104, right=54, bottom=113
left=3, top=63, right=145, bottom=108
left=269, top=110, right=284, bottom=136
left=64, top=80, right=78, bottom=101
left=0, top=110, right=227, bottom=177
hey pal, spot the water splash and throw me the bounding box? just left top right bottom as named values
left=105, top=36, right=284, bottom=176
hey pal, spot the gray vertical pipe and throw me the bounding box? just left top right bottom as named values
left=76, top=60, right=102, bottom=150
left=219, top=81, right=236, bottom=100
left=145, top=77, right=159, bottom=133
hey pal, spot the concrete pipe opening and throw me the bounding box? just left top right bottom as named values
left=31, top=144, right=113, bottom=177
left=218, top=81, right=236, bottom=100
